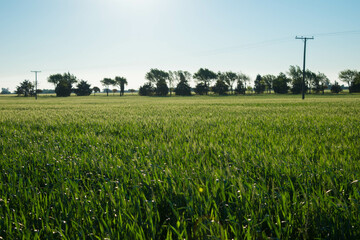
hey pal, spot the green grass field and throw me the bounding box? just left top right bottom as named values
left=0, top=94, right=359, bottom=239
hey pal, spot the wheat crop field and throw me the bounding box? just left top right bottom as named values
left=0, top=94, right=359, bottom=239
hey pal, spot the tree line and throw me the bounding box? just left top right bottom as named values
left=13, top=73, right=128, bottom=97
left=138, top=67, right=360, bottom=96
left=10, top=67, right=360, bottom=97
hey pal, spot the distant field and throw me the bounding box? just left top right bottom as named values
left=0, top=94, right=359, bottom=239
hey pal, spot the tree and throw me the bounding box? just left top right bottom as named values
left=169, top=70, right=192, bottom=96
left=15, top=80, right=34, bottom=97
left=349, top=73, right=360, bottom=93
left=262, top=75, right=275, bottom=93
left=145, top=69, right=169, bottom=96
left=55, top=79, right=72, bottom=97
left=254, top=74, right=265, bottom=94
left=55, top=80, right=72, bottom=97
left=62, top=72, right=78, bottom=85
left=48, top=72, right=78, bottom=97
left=339, top=69, right=358, bottom=87
left=155, top=79, right=169, bottom=96
left=168, top=71, right=175, bottom=96
left=114, top=76, right=128, bottom=96
left=15, top=86, right=23, bottom=96
left=217, top=71, right=237, bottom=94
left=331, top=81, right=342, bottom=94
left=300, top=70, right=329, bottom=94
left=139, top=82, right=155, bottom=96
left=129, top=89, right=136, bottom=94
left=47, top=74, right=63, bottom=88
left=1, top=88, right=11, bottom=94
left=288, top=65, right=307, bottom=94
left=112, top=89, right=117, bottom=95
left=75, top=80, right=92, bottom=96
left=93, top=86, right=100, bottom=96
left=145, top=69, right=169, bottom=84
left=212, top=79, right=229, bottom=95
left=174, top=72, right=192, bottom=96
left=193, top=68, right=217, bottom=95
left=305, top=70, right=316, bottom=94
left=272, top=73, right=290, bottom=94
left=315, top=72, right=330, bottom=94
left=234, top=78, right=246, bottom=94
left=101, top=78, right=115, bottom=96
left=226, top=72, right=237, bottom=94
left=120, top=78, right=128, bottom=96
left=176, top=71, right=191, bottom=82
left=237, top=73, right=250, bottom=94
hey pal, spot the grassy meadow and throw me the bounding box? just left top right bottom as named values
left=0, top=94, right=359, bottom=239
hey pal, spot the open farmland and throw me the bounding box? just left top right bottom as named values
left=0, top=94, right=359, bottom=239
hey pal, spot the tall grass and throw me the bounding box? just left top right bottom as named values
left=0, top=94, right=359, bottom=239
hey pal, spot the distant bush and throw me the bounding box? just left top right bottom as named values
left=1, top=88, right=11, bottom=94
left=331, top=82, right=342, bottom=94
left=75, top=80, right=92, bottom=96
left=212, top=79, right=228, bottom=95
left=194, top=83, right=208, bottom=95
left=139, top=82, right=155, bottom=96
left=41, top=89, right=55, bottom=94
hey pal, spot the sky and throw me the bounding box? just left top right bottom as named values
left=1, top=0, right=360, bottom=91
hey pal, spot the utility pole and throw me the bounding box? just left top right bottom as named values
left=295, top=36, right=314, bottom=100
left=31, top=71, right=41, bottom=100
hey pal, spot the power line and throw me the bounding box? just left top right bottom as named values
left=196, top=37, right=293, bottom=57
left=311, top=29, right=360, bottom=37
left=197, top=30, right=360, bottom=57
left=295, top=36, right=314, bottom=100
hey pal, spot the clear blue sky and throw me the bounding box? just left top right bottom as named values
left=1, top=0, right=360, bottom=91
